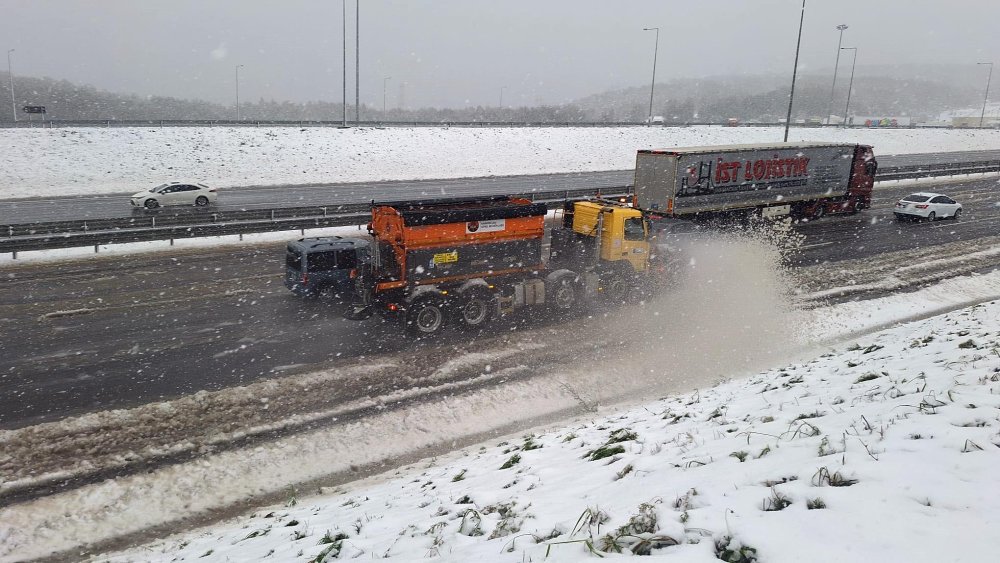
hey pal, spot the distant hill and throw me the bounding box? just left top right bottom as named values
left=0, top=64, right=985, bottom=123
left=571, top=68, right=984, bottom=123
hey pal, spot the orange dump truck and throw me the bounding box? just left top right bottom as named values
left=290, top=195, right=659, bottom=335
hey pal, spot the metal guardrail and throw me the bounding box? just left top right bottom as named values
left=1, top=119, right=988, bottom=130
left=873, top=160, right=1000, bottom=181
left=2, top=156, right=999, bottom=256
left=0, top=119, right=646, bottom=129
left=0, top=188, right=629, bottom=256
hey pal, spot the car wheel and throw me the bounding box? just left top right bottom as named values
left=144, top=198, right=160, bottom=209
left=455, top=290, right=493, bottom=330
left=406, top=298, right=447, bottom=336
left=812, top=205, right=825, bottom=220
left=953, top=208, right=961, bottom=221
left=195, top=195, right=209, bottom=206
left=926, top=211, right=936, bottom=222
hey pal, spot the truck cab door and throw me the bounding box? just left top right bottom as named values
left=621, top=216, right=650, bottom=273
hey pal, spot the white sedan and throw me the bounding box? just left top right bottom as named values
left=893, top=192, right=962, bottom=222
left=131, top=182, right=217, bottom=209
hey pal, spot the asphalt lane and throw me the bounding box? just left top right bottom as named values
left=0, top=170, right=633, bottom=224
left=789, top=175, right=1000, bottom=265
left=0, top=176, right=998, bottom=429
left=1, top=150, right=997, bottom=225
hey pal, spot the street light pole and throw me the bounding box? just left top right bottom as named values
left=7, top=49, right=16, bottom=123
left=383, top=76, right=391, bottom=121
left=783, top=0, right=806, bottom=142
left=841, top=47, right=857, bottom=126
left=642, top=27, right=659, bottom=126
left=355, top=0, right=360, bottom=123
left=978, top=62, right=993, bottom=128
left=827, top=24, right=848, bottom=124
left=235, top=64, right=244, bottom=121
left=342, top=0, right=347, bottom=127
left=499, top=86, right=506, bottom=109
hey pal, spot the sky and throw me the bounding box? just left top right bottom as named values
left=0, top=0, right=998, bottom=108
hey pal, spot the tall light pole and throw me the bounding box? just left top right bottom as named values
left=827, top=24, right=848, bottom=124
left=235, top=64, right=244, bottom=121
left=642, top=27, right=659, bottom=126
left=342, top=0, right=347, bottom=126
left=7, top=49, right=16, bottom=123
left=355, top=0, right=360, bottom=123
left=841, top=47, right=857, bottom=126
left=499, top=86, right=506, bottom=109
left=783, top=0, right=806, bottom=142
left=382, top=76, right=391, bottom=121
left=978, top=62, right=993, bottom=128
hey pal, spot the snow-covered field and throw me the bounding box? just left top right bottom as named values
left=86, top=289, right=1000, bottom=563
left=2, top=125, right=1000, bottom=199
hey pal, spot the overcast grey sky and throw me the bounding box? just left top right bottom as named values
left=1, top=0, right=997, bottom=108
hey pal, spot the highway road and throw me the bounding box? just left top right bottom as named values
left=1, top=149, right=998, bottom=225
left=1, top=176, right=999, bottom=430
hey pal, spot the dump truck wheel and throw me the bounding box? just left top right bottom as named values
left=601, top=274, right=632, bottom=304
left=455, top=290, right=493, bottom=330
left=548, top=275, right=578, bottom=311
left=407, top=298, right=447, bottom=335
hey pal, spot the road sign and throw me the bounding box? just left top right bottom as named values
left=22, top=106, right=46, bottom=114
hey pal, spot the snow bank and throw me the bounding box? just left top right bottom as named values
left=91, top=298, right=1000, bottom=563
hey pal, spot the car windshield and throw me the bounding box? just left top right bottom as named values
left=151, top=183, right=169, bottom=193
left=902, top=194, right=931, bottom=202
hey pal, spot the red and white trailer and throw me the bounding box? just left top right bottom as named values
left=633, top=143, right=877, bottom=220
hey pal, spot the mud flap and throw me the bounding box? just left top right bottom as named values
left=343, top=303, right=375, bottom=321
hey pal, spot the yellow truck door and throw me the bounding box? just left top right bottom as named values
left=599, top=208, right=649, bottom=272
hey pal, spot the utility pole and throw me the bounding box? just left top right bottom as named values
left=342, top=0, right=347, bottom=126
left=978, top=62, right=994, bottom=128
left=7, top=49, right=16, bottom=123
left=827, top=24, right=848, bottom=124
left=783, top=0, right=806, bottom=142
left=355, top=0, right=360, bottom=123
left=642, top=27, right=659, bottom=126
left=383, top=76, right=391, bottom=121
left=841, top=47, right=858, bottom=126
left=235, top=64, right=244, bottom=121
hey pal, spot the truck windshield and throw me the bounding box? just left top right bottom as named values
left=624, top=217, right=646, bottom=241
